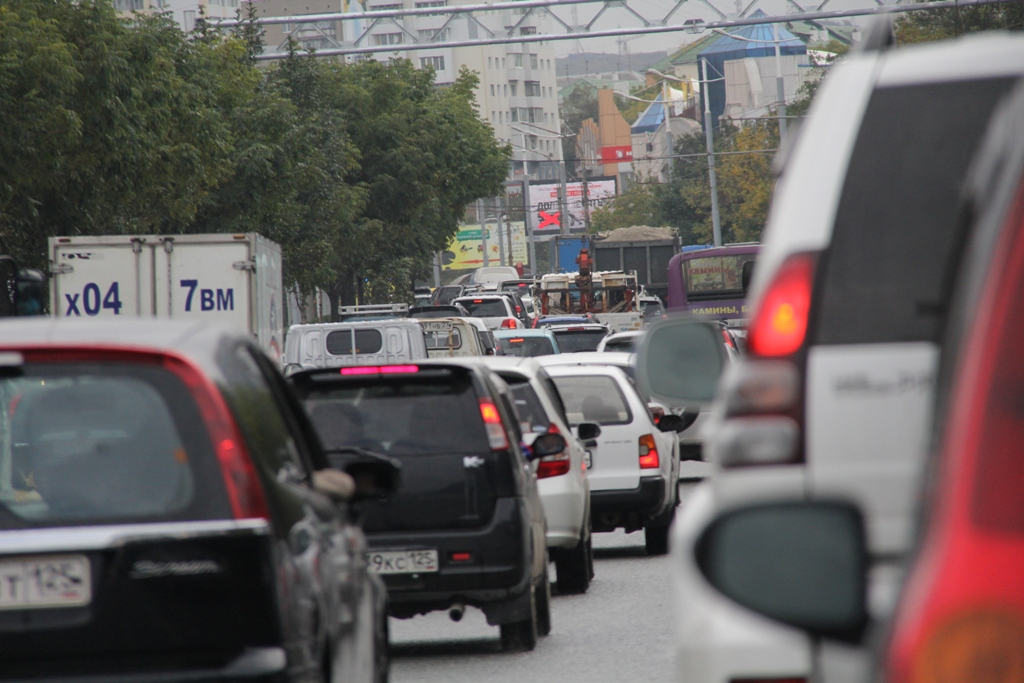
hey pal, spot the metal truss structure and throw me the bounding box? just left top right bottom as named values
left=214, top=0, right=1016, bottom=61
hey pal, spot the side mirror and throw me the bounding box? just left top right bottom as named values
left=525, top=432, right=566, bottom=460
left=696, top=501, right=869, bottom=643
left=637, top=318, right=728, bottom=410
left=577, top=422, right=601, bottom=441
left=657, top=414, right=694, bottom=433
left=344, top=457, right=402, bottom=501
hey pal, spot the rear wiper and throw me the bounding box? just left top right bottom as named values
left=323, top=446, right=396, bottom=465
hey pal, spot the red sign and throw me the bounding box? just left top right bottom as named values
left=600, top=145, right=633, bottom=164
left=538, top=211, right=561, bottom=229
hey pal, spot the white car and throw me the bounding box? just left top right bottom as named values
left=543, top=363, right=681, bottom=555
left=536, top=352, right=712, bottom=481
left=483, top=357, right=593, bottom=593
left=644, top=31, right=1024, bottom=683
left=452, top=295, right=524, bottom=330
left=595, top=330, right=643, bottom=353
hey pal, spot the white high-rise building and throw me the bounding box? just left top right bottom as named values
left=115, top=0, right=240, bottom=33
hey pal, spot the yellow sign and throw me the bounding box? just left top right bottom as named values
left=442, top=222, right=527, bottom=270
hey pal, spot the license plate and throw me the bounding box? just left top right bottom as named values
left=368, top=549, right=439, bottom=574
left=0, top=555, right=91, bottom=610
left=584, top=450, right=593, bottom=469
left=422, top=321, right=454, bottom=332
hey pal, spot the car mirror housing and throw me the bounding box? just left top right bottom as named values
left=577, top=422, right=601, bottom=441
left=525, top=433, right=567, bottom=460
left=637, top=318, right=728, bottom=410
left=695, top=501, right=869, bottom=644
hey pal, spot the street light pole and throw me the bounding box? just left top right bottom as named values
left=773, top=22, right=787, bottom=145
left=702, top=58, right=723, bottom=247
left=662, top=78, right=673, bottom=180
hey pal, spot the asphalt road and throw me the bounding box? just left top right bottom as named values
left=389, top=487, right=692, bottom=683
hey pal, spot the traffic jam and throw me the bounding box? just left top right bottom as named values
left=2, top=23, right=1024, bottom=683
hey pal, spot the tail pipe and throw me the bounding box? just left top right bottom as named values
left=448, top=602, right=466, bottom=622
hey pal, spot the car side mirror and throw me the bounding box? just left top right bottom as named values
left=657, top=414, right=694, bottom=433
left=525, top=432, right=566, bottom=460
left=344, top=458, right=402, bottom=501
left=577, top=422, right=601, bottom=441
left=637, top=318, right=728, bottom=410
left=696, top=501, right=869, bottom=643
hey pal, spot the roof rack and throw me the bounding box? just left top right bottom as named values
left=338, top=303, right=409, bottom=315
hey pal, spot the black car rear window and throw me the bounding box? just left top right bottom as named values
left=553, top=330, right=608, bottom=353
left=301, top=372, right=489, bottom=455
left=498, top=336, right=555, bottom=357
left=0, top=362, right=229, bottom=528
left=813, top=77, right=1017, bottom=345
left=502, top=378, right=551, bottom=434
left=458, top=299, right=508, bottom=317
left=326, top=329, right=384, bottom=355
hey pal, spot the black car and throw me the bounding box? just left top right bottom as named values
left=0, top=319, right=395, bottom=682
left=290, top=361, right=565, bottom=651
left=408, top=304, right=470, bottom=318
left=429, top=285, right=467, bottom=306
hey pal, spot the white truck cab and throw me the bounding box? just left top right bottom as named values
left=283, top=318, right=428, bottom=373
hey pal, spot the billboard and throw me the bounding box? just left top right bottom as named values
left=442, top=222, right=528, bottom=270
left=529, top=179, right=617, bottom=234
left=601, top=146, right=633, bottom=164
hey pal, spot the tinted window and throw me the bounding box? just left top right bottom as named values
left=1, top=362, right=229, bottom=527
left=553, top=329, right=608, bottom=353
left=505, top=381, right=551, bottom=433
left=814, top=78, right=1016, bottom=345
left=498, top=336, right=556, bottom=357
left=459, top=299, right=509, bottom=317
left=326, top=329, right=383, bottom=355
left=433, top=286, right=462, bottom=305
left=604, top=338, right=637, bottom=353
left=551, top=375, right=632, bottom=426
left=302, top=374, right=489, bottom=455
left=424, top=328, right=462, bottom=349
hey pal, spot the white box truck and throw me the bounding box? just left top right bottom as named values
left=49, top=233, right=284, bottom=359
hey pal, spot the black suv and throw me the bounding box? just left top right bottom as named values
left=290, top=361, right=565, bottom=651
left=0, top=319, right=395, bottom=682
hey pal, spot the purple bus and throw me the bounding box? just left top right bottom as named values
left=666, top=244, right=760, bottom=324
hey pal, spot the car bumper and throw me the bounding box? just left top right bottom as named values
left=590, top=475, right=672, bottom=531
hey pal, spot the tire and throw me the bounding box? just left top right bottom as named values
left=554, top=534, right=591, bottom=594
left=374, top=609, right=390, bottom=683
left=499, top=584, right=538, bottom=652
left=537, top=569, right=552, bottom=636
left=644, top=520, right=671, bottom=556
left=587, top=534, right=595, bottom=580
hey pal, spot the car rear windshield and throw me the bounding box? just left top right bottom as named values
left=459, top=299, right=508, bottom=317
left=553, top=330, right=607, bottom=353
left=814, top=77, right=1017, bottom=345
left=550, top=375, right=632, bottom=426
left=603, top=338, right=637, bottom=353
left=498, top=336, right=555, bottom=357
left=326, top=329, right=384, bottom=355
left=0, top=362, right=229, bottom=528
left=424, top=328, right=462, bottom=350
left=301, top=372, right=489, bottom=455
left=433, top=286, right=462, bottom=305
left=502, top=378, right=551, bottom=434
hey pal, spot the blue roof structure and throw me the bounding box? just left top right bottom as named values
left=698, top=11, right=806, bottom=129
left=631, top=92, right=667, bottom=134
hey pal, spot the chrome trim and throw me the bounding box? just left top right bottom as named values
left=0, top=519, right=270, bottom=554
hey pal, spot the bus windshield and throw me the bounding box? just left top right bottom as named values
left=667, top=245, right=759, bottom=322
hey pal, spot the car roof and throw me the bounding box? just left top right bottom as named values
left=543, top=362, right=630, bottom=380
left=604, top=331, right=643, bottom=339
left=547, top=324, right=608, bottom=332
left=289, top=318, right=419, bottom=331
left=534, top=351, right=633, bottom=368
left=479, top=355, right=544, bottom=378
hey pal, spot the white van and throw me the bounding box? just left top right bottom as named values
left=422, top=318, right=484, bottom=358
left=283, top=319, right=428, bottom=373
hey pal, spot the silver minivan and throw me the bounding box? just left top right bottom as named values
left=283, top=319, right=428, bottom=373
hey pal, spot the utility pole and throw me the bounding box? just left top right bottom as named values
left=495, top=198, right=506, bottom=266
left=582, top=169, right=592, bottom=233
left=662, top=78, right=674, bottom=180
left=433, top=252, right=441, bottom=287
left=558, top=159, right=569, bottom=236
left=477, top=199, right=489, bottom=267
left=702, top=58, right=722, bottom=247
left=773, top=22, right=787, bottom=145
left=523, top=178, right=537, bottom=273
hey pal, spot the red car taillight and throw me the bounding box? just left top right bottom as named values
left=639, top=434, right=659, bottom=469
left=886, top=189, right=1024, bottom=683
left=479, top=398, right=509, bottom=450
left=500, top=318, right=519, bottom=329
left=537, top=424, right=570, bottom=478
left=747, top=252, right=816, bottom=358
left=163, top=355, right=269, bottom=521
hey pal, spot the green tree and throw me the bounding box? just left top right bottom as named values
left=896, top=1, right=1024, bottom=43
left=558, top=81, right=599, bottom=169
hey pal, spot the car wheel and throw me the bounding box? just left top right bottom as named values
left=537, top=567, right=552, bottom=636
left=375, top=608, right=390, bottom=683
left=644, top=521, right=671, bottom=556
left=554, top=534, right=591, bottom=594
left=499, top=584, right=538, bottom=652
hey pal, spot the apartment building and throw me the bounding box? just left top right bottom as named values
left=114, top=0, right=240, bottom=33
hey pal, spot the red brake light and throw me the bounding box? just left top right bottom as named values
left=515, top=305, right=522, bottom=313
left=340, top=365, right=419, bottom=375
left=722, top=329, right=736, bottom=349
left=450, top=552, right=473, bottom=562
left=479, top=399, right=509, bottom=450
left=639, top=434, right=659, bottom=469
left=500, top=318, right=518, bottom=329
left=567, top=326, right=585, bottom=331
left=474, top=299, right=484, bottom=303
left=748, top=253, right=817, bottom=358
left=508, top=338, right=524, bottom=343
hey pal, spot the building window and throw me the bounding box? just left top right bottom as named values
left=420, top=55, right=445, bottom=70
left=492, top=111, right=496, bottom=123
left=513, top=53, right=523, bottom=68
left=370, top=2, right=402, bottom=8
left=501, top=58, right=506, bottom=68
left=525, top=81, right=540, bottom=97
left=521, top=26, right=537, bottom=36
left=115, top=0, right=145, bottom=9
left=528, top=135, right=537, bottom=150
left=490, top=84, right=495, bottom=96
left=414, top=0, right=447, bottom=15
left=417, top=27, right=449, bottom=41
left=182, top=9, right=196, bottom=30
left=508, top=110, right=512, bottom=122
left=488, top=57, right=493, bottom=68
left=511, top=109, right=519, bottom=122
left=509, top=81, right=518, bottom=96
left=372, top=32, right=404, bottom=45
left=498, top=111, right=503, bottom=123
left=530, top=53, right=538, bottom=68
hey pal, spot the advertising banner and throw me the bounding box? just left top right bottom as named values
left=600, top=146, right=633, bottom=164
left=529, top=179, right=617, bottom=234
left=442, top=222, right=527, bottom=270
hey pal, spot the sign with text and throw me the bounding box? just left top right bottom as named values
left=442, top=222, right=528, bottom=270
left=601, top=146, right=633, bottom=164
left=529, top=179, right=617, bottom=234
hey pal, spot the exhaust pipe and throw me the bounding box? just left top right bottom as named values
left=448, top=602, right=466, bottom=622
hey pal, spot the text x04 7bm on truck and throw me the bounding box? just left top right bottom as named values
left=48, top=234, right=284, bottom=359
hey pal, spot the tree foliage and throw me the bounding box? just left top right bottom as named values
left=0, top=0, right=509, bottom=310
left=896, top=1, right=1024, bottom=44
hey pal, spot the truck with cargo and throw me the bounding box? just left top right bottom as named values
left=590, top=226, right=679, bottom=301
left=538, top=270, right=643, bottom=333
left=48, top=233, right=284, bottom=358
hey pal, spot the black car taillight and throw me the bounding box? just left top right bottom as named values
left=717, top=252, right=819, bottom=468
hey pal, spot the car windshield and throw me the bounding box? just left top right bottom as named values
left=498, top=336, right=556, bottom=357
left=603, top=338, right=637, bottom=353
left=302, top=374, right=489, bottom=455
left=553, top=330, right=607, bottom=353
left=458, top=299, right=508, bottom=317
left=550, top=375, right=632, bottom=426
left=0, top=362, right=224, bottom=528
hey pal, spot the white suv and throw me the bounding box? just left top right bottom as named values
left=646, top=32, right=1024, bottom=683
